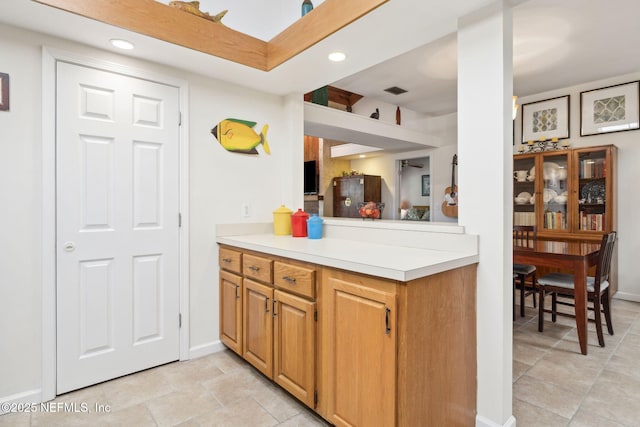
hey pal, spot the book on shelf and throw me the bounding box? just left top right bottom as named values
left=579, top=158, right=606, bottom=179
left=579, top=211, right=605, bottom=231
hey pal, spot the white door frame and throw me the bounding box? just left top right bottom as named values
left=41, top=47, right=190, bottom=402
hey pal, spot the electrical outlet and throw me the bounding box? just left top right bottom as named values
left=242, top=203, right=251, bottom=217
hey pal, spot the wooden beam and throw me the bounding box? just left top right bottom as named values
left=304, top=86, right=363, bottom=107
left=33, top=0, right=388, bottom=72
left=267, top=0, right=389, bottom=71
left=34, top=0, right=268, bottom=70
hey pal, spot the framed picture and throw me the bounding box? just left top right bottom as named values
left=521, top=95, right=570, bottom=143
left=421, top=174, right=430, bottom=197
left=580, top=81, right=640, bottom=136
left=0, top=73, right=8, bottom=111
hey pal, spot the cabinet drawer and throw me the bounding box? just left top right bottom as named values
left=274, top=261, right=316, bottom=299
left=219, top=247, right=242, bottom=274
left=243, top=254, right=273, bottom=283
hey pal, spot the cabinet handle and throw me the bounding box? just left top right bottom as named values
left=248, top=265, right=260, bottom=272
left=282, top=276, right=297, bottom=284
left=385, top=307, right=391, bottom=335
left=235, top=285, right=240, bottom=299
left=272, top=299, right=277, bottom=317
left=222, top=258, right=232, bottom=263
left=265, top=296, right=270, bottom=313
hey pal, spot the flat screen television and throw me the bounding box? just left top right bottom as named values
left=304, top=160, right=318, bottom=194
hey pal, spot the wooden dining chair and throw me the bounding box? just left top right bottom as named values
left=537, top=231, right=617, bottom=347
left=513, top=225, right=537, bottom=318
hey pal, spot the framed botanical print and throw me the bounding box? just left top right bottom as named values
left=521, top=95, right=570, bottom=143
left=580, top=81, right=640, bottom=136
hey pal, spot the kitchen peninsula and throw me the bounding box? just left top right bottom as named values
left=216, top=219, right=479, bottom=426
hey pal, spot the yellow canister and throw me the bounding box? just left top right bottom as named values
left=273, top=205, right=293, bottom=235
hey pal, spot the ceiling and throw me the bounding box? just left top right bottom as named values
left=333, top=0, right=640, bottom=115
left=2, top=0, right=640, bottom=117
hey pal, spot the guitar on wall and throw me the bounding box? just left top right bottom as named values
left=441, top=154, right=458, bottom=218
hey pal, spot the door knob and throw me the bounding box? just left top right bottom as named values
left=64, top=241, right=76, bottom=252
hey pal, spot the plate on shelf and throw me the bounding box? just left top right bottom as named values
left=543, top=162, right=559, bottom=180
left=543, top=188, right=557, bottom=203
left=517, top=192, right=532, bottom=200
left=581, top=181, right=606, bottom=202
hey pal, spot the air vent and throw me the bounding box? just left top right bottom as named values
left=384, top=86, right=408, bottom=95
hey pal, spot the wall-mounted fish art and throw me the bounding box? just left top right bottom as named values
left=211, top=118, right=271, bottom=155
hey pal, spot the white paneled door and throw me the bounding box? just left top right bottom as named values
left=56, top=62, right=180, bottom=394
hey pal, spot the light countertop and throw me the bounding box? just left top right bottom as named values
left=216, top=232, right=478, bottom=282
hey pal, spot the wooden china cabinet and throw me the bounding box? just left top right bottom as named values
left=514, top=144, right=616, bottom=242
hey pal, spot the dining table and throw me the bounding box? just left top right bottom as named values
left=513, top=239, right=601, bottom=355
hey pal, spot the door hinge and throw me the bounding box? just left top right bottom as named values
left=179, top=313, right=182, bottom=328
left=178, top=111, right=182, bottom=126
left=314, top=309, right=317, bottom=322
left=314, top=390, right=318, bottom=406
left=178, top=213, right=182, bottom=227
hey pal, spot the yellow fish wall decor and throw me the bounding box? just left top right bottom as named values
left=168, top=1, right=228, bottom=24
left=211, top=119, right=271, bottom=155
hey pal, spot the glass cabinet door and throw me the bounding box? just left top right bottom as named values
left=576, top=148, right=608, bottom=231
left=513, top=154, right=536, bottom=226
left=541, top=152, right=569, bottom=231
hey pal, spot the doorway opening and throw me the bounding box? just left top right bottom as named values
left=397, top=156, right=431, bottom=221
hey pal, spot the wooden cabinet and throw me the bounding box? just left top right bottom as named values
left=243, top=278, right=274, bottom=377
left=322, top=270, right=397, bottom=427
left=273, top=289, right=316, bottom=407
left=219, top=246, right=316, bottom=408
left=220, top=245, right=477, bottom=426
left=333, top=174, right=381, bottom=217
left=319, top=266, right=477, bottom=426
left=219, top=247, right=243, bottom=355
left=514, top=145, right=616, bottom=242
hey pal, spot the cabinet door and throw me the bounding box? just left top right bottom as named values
left=333, top=177, right=357, bottom=218
left=539, top=151, right=571, bottom=232
left=513, top=154, right=536, bottom=226
left=573, top=146, right=614, bottom=233
left=219, top=270, right=242, bottom=355
left=273, top=289, right=316, bottom=408
left=243, top=278, right=274, bottom=377
left=323, top=270, right=397, bottom=427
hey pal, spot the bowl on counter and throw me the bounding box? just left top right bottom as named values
left=358, top=201, right=384, bottom=219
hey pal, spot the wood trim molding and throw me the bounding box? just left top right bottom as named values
left=33, top=0, right=389, bottom=71
left=266, top=0, right=388, bottom=71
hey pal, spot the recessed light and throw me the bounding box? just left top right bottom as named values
left=110, top=39, right=135, bottom=50
left=328, top=51, right=346, bottom=62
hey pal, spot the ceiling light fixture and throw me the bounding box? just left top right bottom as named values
left=110, top=39, right=135, bottom=50
left=328, top=51, right=346, bottom=62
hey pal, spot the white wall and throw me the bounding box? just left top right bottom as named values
left=514, top=72, right=640, bottom=301
left=0, top=23, right=43, bottom=401
left=0, top=22, right=300, bottom=403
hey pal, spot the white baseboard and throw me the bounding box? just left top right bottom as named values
left=0, top=389, right=43, bottom=415
left=188, top=340, right=226, bottom=360
left=613, top=292, right=640, bottom=303
left=476, top=414, right=516, bottom=427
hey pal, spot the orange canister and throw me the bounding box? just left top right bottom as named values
left=291, top=209, right=309, bottom=237
left=273, top=205, right=293, bottom=235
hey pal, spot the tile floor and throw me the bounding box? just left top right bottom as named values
left=0, top=350, right=329, bottom=427
left=2, top=297, right=639, bottom=426
left=513, top=296, right=640, bottom=426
